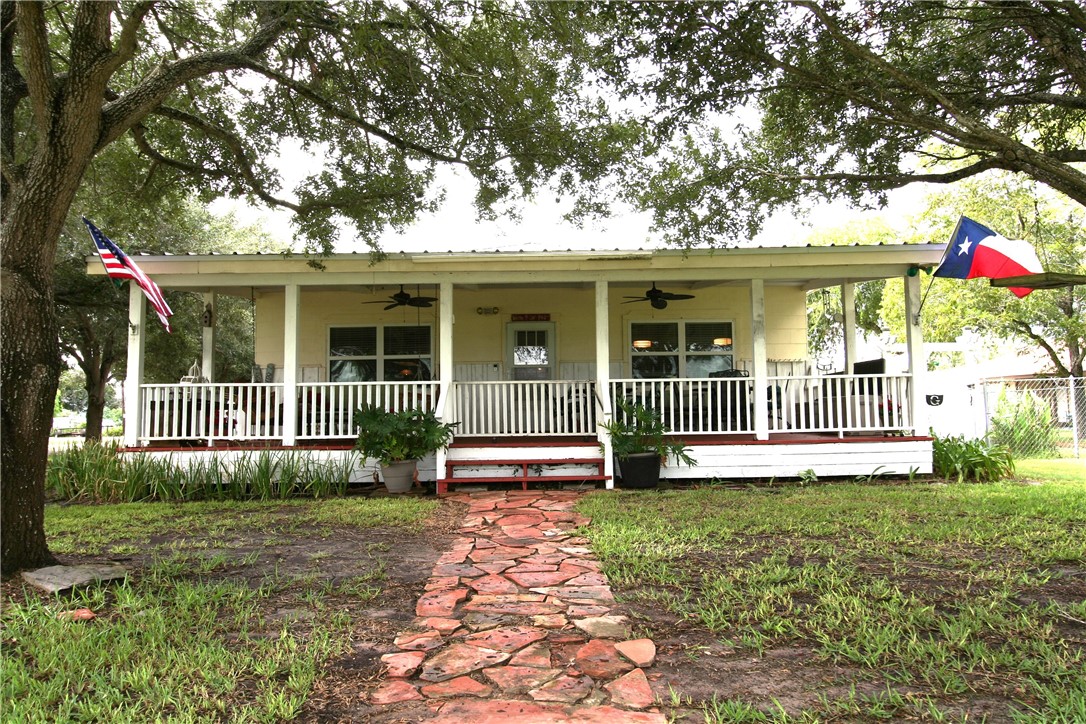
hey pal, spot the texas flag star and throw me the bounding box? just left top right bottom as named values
left=956, top=238, right=972, bottom=256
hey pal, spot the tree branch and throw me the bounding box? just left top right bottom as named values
left=102, top=1, right=156, bottom=76
left=14, top=3, right=54, bottom=136
left=1012, top=319, right=1070, bottom=376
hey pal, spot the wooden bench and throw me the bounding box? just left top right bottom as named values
left=437, top=457, right=609, bottom=494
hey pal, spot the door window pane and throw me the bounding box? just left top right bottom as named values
left=514, top=330, right=549, bottom=366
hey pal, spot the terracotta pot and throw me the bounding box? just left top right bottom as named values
left=381, top=460, right=417, bottom=493
left=618, top=452, right=661, bottom=489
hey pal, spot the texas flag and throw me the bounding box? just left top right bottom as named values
left=934, top=216, right=1043, bottom=298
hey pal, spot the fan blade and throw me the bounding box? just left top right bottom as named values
left=622, top=298, right=648, bottom=304
left=659, top=292, right=695, bottom=300
left=412, top=296, right=438, bottom=304
left=384, top=302, right=402, bottom=311
left=407, top=298, right=434, bottom=308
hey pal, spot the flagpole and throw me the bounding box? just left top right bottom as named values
left=915, top=215, right=962, bottom=324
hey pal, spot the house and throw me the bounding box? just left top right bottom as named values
left=89, top=243, right=947, bottom=487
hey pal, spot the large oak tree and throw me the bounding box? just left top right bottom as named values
left=1, top=1, right=636, bottom=572
left=593, top=0, right=1086, bottom=245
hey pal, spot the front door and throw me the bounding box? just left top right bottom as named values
left=507, top=322, right=555, bottom=381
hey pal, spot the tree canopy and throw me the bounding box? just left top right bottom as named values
left=592, top=0, right=1086, bottom=245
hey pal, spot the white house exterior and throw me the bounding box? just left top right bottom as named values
left=89, top=244, right=947, bottom=487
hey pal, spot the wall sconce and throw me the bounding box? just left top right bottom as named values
left=202, top=303, right=214, bottom=327
left=476, top=307, right=499, bottom=315
left=632, top=339, right=653, bottom=349
left=712, top=337, right=733, bottom=347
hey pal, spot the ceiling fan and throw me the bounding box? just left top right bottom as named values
left=623, top=283, right=695, bottom=309
left=363, top=285, right=438, bottom=311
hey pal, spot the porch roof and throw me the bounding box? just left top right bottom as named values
left=87, top=243, right=947, bottom=293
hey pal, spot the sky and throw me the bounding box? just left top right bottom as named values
left=211, top=140, right=932, bottom=254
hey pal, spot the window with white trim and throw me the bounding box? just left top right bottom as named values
left=329, top=325, right=432, bottom=382
left=630, top=321, right=734, bottom=378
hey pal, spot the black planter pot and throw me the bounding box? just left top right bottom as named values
left=618, top=452, right=662, bottom=489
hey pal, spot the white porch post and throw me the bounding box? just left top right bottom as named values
left=904, top=273, right=927, bottom=436
left=282, top=283, right=300, bottom=446
left=201, top=292, right=216, bottom=382
left=595, top=280, right=614, bottom=488
left=750, top=279, right=770, bottom=441
left=123, top=285, right=146, bottom=447
left=436, top=281, right=454, bottom=483
left=841, top=282, right=857, bottom=371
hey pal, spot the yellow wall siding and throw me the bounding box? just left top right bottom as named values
left=253, top=283, right=809, bottom=377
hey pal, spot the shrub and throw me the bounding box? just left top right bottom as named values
left=932, top=433, right=1014, bottom=483
left=990, top=388, right=1060, bottom=458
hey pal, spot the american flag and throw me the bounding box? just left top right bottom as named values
left=83, top=217, right=173, bottom=332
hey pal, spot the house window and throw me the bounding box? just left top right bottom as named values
left=329, top=325, right=432, bottom=382
left=630, top=321, right=733, bottom=378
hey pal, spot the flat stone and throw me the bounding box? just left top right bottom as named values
left=518, top=553, right=569, bottom=566
left=475, top=561, right=515, bottom=574
left=529, top=674, right=594, bottom=703
left=420, top=617, right=462, bottom=634
left=509, top=642, right=552, bottom=668
left=495, top=513, right=546, bottom=527
left=21, top=564, right=126, bottom=594
left=381, top=651, right=426, bottom=677
left=420, top=675, right=494, bottom=699
left=605, top=668, right=654, bottom=709
left=615, top=639, right=656, bottom=668
left=462, top=612, right=510, bottom=632
left=395, top=630, right=444, bottom=651
left=470, top=545, right=534, bottom=562
left=505, top=569, right=580, bottom=588
left=561, top=558, right=603, bottom=572
left=532, top=614, right=569, bottom=629
left=466, top=574, right=520, bottom=595
left=416, top=588, right=469, bottom=617
left=568, top=604, right=612, bottom=617
left=433, top=563, right=485, bottom=577
left=575, top=639, right=635, bottom=680
left=559, top=546, right=592, bottom=555
left=462, top=599, right=565, bottom=616
left=573, top=616, right=629, bottom=640
left=482, top=665, right=563, bottom=694
left=369, top=680, right=422, bottom=704
left=420, top=644, right=511, bottom=683
left=428, top=699, right=667, bottom=724
left=530, top=586, right=615, bottom=601
left=464, top=626, right=547, bottom=652
left=56, top=608, right=96, bottom=621
left=566, top=572, right=608, bottom=587
left=506, top=562, right=558, bottom=574
left=425, top=576, right=461, bottom=591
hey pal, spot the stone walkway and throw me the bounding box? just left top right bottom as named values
left=365, top=490, right=666, bottom=723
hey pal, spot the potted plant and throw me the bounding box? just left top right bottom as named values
left=600, top=398, right=696, bottom=488
left=353, top=405, right=457, bottom=493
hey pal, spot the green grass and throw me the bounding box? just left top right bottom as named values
left=2, top=497, right=437, bottom=722
left=578, top=481, right=1086, bottom=722
left=1016, top=458, right=1086, bottom=484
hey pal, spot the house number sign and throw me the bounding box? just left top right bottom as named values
left=511, top=314, right=550, bottom=322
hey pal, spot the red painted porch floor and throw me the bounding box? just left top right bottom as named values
left=362, top=490, right=666, bottom=723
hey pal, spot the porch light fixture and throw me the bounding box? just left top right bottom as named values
left=632, top=339, right=653, bottom=349
left=712, top=337, right=733, bottom=347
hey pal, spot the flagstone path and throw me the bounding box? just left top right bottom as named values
left=363, top=490, right=666, bottom=723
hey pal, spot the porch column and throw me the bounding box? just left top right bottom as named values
left=436, top=281, right=454, bottom=483
left=201, top=292, right=216, bottom=382
left=594, top=280, right=614, bottom=488
left=750, top=279, right=770, bottom=441
left=904, top=273, right=927, bottom=436
left=123, top=284, right=146, bottom=447
left=282, top=283, right=300, bottom=446
left=841, top=282, right=857, bottom=371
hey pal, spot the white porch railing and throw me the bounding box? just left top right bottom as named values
left=450, top=380, right=597, bottom=436
left=609, top=378, right=756, bottom=435
left=140, top=383, right=285, bottom=442
left=297, top=381, right=439, bottom=439
left=768, top=373, right=913, bottom=435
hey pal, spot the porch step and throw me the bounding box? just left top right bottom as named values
left=437, top=457, right=608, bottom=495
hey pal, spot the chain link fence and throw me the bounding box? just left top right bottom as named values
left=976, top=376, right=1083, bottom=459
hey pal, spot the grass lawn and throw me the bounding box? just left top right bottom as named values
left=578, top=480, right=1086, bottom=723
left=1016, top=458, right=1086, bottom=485
left=1, top=496, right=449, bottom=723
